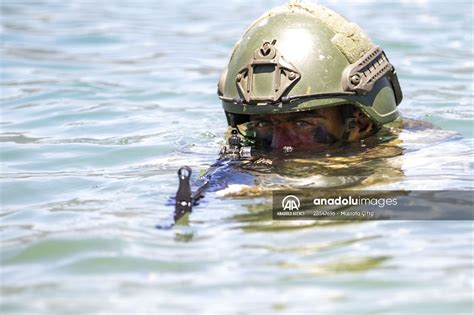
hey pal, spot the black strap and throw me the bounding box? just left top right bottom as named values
left=340, top=105, right=356, bottom=144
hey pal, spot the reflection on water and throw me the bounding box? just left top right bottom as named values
left=1, top=0, right=473, bottom=314
left=234, top=199, right=363, bottom=233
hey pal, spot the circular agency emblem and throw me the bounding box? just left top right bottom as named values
left=282, top=195, right=300, bottom=211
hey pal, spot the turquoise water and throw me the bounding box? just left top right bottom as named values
left=1, top=1, right=473, bottom=314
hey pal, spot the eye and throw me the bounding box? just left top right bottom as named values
left=295, top=120, right=312, bottom=127
left=254, top=120, right=272, bottom=128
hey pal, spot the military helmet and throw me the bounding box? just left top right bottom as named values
left=217, top=2, right=402, bottom=129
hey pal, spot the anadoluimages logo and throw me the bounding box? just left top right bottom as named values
left=282, top=195, right=300, bottom=211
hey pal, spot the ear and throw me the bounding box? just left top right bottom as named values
left=348, top=109, right=374, bottom=141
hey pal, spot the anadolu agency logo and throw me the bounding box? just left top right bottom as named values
left=282, top=195, right=300, bottom=211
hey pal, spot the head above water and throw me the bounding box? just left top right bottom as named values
left=217, top=2, right=402, bottom=151
left=249, top=105, right=375, bottom=149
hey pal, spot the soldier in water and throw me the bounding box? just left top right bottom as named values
left=172, top=2, right=407, bottom=223
left=218, top=2, right=402, bottom=155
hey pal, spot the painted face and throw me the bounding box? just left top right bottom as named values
left=249, top=108, right=345, bottom=149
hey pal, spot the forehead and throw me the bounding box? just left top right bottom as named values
left=251, top=107, right=342, bottom=122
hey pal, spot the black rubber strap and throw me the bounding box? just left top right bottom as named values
left=341, top=118, right=356, bottom=143
left=340, top=105, right=356, bottom=144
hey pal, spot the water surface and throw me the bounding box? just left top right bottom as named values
left=1, top=1, right=473, bottom=314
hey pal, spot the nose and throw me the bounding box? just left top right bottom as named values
left=271, top=125, right=293, bottom=149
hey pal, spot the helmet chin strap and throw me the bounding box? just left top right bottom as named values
left=340, top=105, right=356, bottom=144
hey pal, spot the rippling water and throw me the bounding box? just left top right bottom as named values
left=1, top=1, right=473, bottom=314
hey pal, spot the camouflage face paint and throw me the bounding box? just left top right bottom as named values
left=312, top=126, right=338, bottom=144
left=255, top=134, right=272, bottom=147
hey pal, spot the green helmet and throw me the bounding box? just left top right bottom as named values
left=217, top=2, right=402, bottom=128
